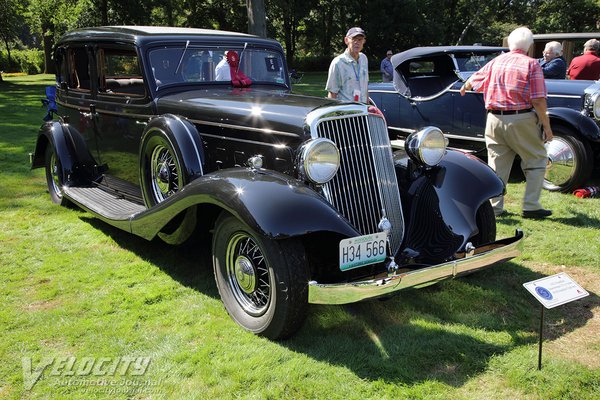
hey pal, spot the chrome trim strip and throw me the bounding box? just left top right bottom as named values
left=388, top=126, right=416, bottom=134
left=308, top=230, right=524, bottom=305
left=388, top=127, right=487, bottom=143
left=188, top=118, right=299, bottom=137
left=448, top=89, right=582, bottom=100
left=200, top=133, right=291, bottom=149
left=547, top=94, right=583, bottom=99
left=57, top=100, right=151, bottom=120
left=368, top=89, right=398, bottom=94
left=444, top=133, right=486, bottom=142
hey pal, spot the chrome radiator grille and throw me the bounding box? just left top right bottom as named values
left=315, top=113, right=404, bottom=253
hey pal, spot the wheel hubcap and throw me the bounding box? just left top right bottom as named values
left=226, top=233, right=271, bottom=316
left=544, top=138, right=576, bottom=188
left=234, top=256, right=256, bottom=294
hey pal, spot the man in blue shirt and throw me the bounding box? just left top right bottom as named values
left=538, top=41, right=566, bottom=79
left=381, top=50, right=393, bottom=82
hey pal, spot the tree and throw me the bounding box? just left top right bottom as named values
left=0, top=0, right=24, bottom=71
left=247, top=0, right=266, bottom=37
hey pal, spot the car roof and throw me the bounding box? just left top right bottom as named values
left=57, top=26, right=266, bottom=47
left=391, top=46, right=507, bottom=68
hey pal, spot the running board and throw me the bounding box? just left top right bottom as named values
left=64, top=186, right=146, bottom=228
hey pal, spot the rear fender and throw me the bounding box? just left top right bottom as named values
left=31, top=121, right=97, bottom=185
left=129, top=168, right=360, bottom=241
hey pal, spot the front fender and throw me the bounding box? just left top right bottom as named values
left=435, top=150, right=503, bottom=235
left=397, top=149, right=503, bottom=254
left=548, top=107, right=600, bottom=142
left=129, top=168, right=360, bottom=240
left=141, top=114, right=205, bottom=182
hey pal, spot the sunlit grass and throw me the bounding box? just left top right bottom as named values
left=0, top=74, right=598, bottom=399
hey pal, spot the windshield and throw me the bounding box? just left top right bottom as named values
left=148, top=45, right=288, bottom=88
left=453, top=51, right=504, bottom=80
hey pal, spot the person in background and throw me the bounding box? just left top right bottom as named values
left=567, top=39, right=600, bottom=80
left=325, top=27, right=369, bottom=103
left=381, top=50, right=393, bottom=82
left=538, top=41, right=566, bottom=79
left=460, top=27, right=553, bottom=219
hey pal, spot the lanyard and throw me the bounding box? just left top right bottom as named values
left=352, top=59, right=360, bottom=82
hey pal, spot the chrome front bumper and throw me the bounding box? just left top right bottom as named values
left=308, top=230, right=524, bottom=305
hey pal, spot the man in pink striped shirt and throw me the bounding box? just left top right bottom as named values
left=459, top=27, right=553, bottom=219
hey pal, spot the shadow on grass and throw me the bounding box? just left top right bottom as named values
left=282, top=262, right=597, bottom=386
left=80, top=216, right=219, bottom=300
left=75, top=211, right=598, bottom=386
left=76, top=210, right=597, bottom=387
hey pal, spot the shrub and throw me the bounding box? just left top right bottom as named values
left=0, top=49, right=44, bottom=74
left=290, top=55, right=333, bottom=72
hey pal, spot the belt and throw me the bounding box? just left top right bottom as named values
left=488, top=108, right=533, bottom=115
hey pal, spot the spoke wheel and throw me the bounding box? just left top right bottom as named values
left=150, top=144, right=180, bottom=202
left=213, top=213, right=309, bottom=339
left=141, top=129, right=185, bottom=207
left=226, top=233, right=272, bottom=316
left=544, top=126, right=593, bottom=193
left=44, top=145, right=69, bottom=206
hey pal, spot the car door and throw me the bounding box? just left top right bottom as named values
left=55, top=45, right=98, bottom=161
left=93, top=45, right=154, bottom=196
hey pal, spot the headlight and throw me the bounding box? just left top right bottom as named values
left=591, top=92, right=600, bottom=119
left=299, top=138, right=340, bottom=184
left=405, top=127, right=447, bottom=167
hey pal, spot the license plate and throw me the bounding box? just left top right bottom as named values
left=339, top=232, right=388, bottom=271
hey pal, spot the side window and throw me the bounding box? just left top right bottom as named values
left=409, top=61, right=435, bottom=75
left=55, top=48, right=68, bottom=86
left=99, top=48, right=146, bottom=97
left=67, top=47, right=91, bottom=91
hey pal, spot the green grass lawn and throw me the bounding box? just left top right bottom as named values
left=1, top=75, right=599, bottom=399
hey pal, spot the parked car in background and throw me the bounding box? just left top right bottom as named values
left=32, top=28, right=523, bottom=339
left=369, top=46, right=600, bottom=193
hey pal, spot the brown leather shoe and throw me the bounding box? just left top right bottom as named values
left=522, top=209, right=552, bottom=219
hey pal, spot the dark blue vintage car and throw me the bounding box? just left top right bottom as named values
left=369, top=46, right=600, bottom=193
left=32, top=30, right=523, bottom=339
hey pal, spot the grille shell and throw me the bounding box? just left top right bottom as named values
left=307, top=106, right=405, bottom=254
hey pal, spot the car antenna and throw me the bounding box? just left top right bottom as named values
left=175, top=40, right=190, bottom=75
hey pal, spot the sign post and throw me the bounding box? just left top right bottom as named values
left=523, top=272, right=589, bottom=370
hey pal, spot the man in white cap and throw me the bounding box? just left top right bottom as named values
left=326, top=27, right=369, bottom=103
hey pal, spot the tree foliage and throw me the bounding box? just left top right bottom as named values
left=4, top=0, right=600, bottom=73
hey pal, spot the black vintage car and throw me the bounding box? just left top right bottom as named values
left=32, top=27, right=523, bottom=339
left=369, top=46, right=600, bottom=193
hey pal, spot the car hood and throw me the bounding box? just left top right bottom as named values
left=155, top=88, right=342, bottom=136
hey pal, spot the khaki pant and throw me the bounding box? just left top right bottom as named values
left=485, top=111, right=548, bottom=212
